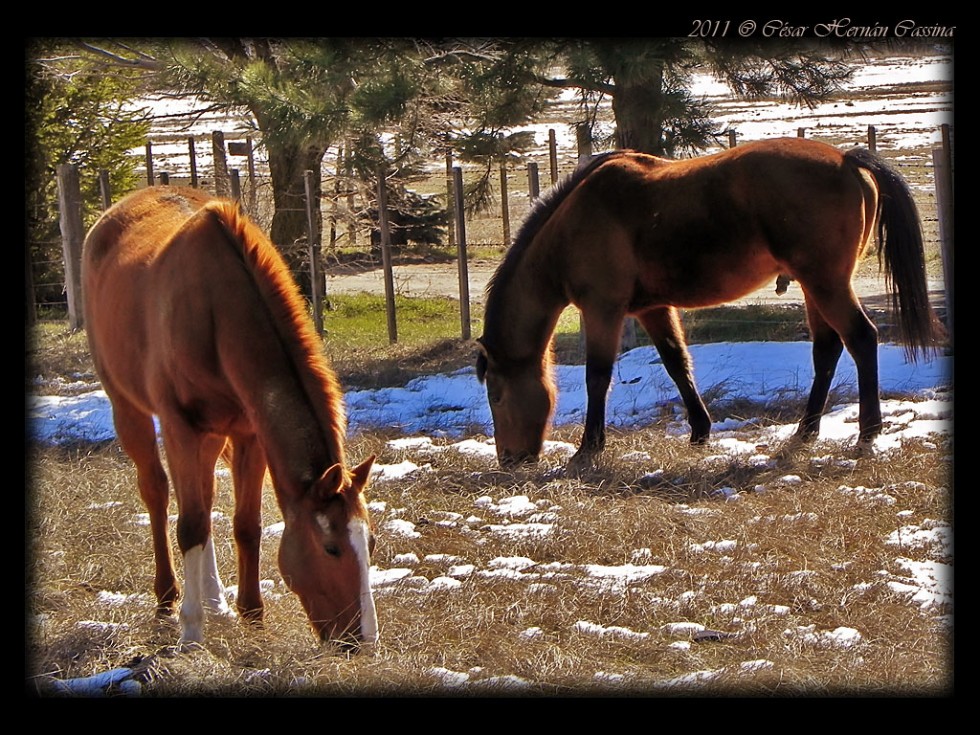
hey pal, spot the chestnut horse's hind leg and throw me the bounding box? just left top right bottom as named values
left=798, top=288, right=880, bottom=444
left=229, top=435, right=268, bottom=625
left=109, top=396, right=179, bottom=616
left=636, top=307, right=712, bottom=444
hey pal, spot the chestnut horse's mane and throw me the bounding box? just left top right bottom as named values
left=203, top=200, right=348, bottom=467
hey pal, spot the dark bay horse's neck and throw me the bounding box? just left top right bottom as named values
left=487, top=258, right=568, bottom=366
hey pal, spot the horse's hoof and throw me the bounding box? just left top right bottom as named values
left=793, top=429, right=819, bottom=445
left=175, top=639, right=205, bottom=654
left=853, top=436, right=878, bottom=456
left=241, top=608, right=265, bottom=628
left=568, top=450, right=599, bottom=473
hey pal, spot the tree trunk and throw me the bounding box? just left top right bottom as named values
left=263, top=133, right=329, bottom=298
left=610, top=63, right=667, bottom=156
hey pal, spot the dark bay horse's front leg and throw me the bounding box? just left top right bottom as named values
left=573, top=308, right=625, bottom=465
left=636, top=307, right=712, bottom=444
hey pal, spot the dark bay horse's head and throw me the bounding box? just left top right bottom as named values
left=277, top=455, right=378, bottom=650
left=476, top=339, right=556, bottom=467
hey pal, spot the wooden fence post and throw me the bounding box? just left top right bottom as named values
left=728, top=130, right=737, bottom=148
left=98, top=170, right=111, bottom=210
left=245, top=136, right=257, bottom=213
left=548, top=129, right=558, bottom=185
left=527, top=161, right=540, bottom=200
left=345, top=143, right=357, bottom=248
left=576, top=123, right=592, bottom=165
left=377, top=168, right=398, bottom=344
left=933, top=144, right=954, bottom=343
left=159, top=172, right=170, bottom=185
left=187, top=136, right=199, bottom=188
left=445, top=152, right=456, bottom=249
left=56, top=163, right=85, bottom=330
left=144, top=141, right=154, bottom=186
left=304, top=170, right=324, bottom=337
left=867, top=125, right=877, bottom=152
left=229, top=169, right=241, bottom=202
left=452, top=166, right=471, bottom=341
left=26, top=244, right=36, bottom=326
left=328, top=145, right=342, bottom=255
left=212, top=131, right=229, bottom=196
left=499, top=162, right=511, bottom=246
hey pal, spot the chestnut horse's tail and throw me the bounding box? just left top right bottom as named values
left=844, top=147, right=945, bottom=361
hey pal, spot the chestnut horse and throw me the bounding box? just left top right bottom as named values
left=83, top=186, right=378, bottom=649
left=476, top=138, right=943, bottom=467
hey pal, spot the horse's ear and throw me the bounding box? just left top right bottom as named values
left=349, top=455, right=375, bottom=492
left=314, top=463, right=345, bottom=500
left=475, top=339, right=489, bottom=384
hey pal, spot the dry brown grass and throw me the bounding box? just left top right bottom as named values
left=28, top=410, right=953, bottom=697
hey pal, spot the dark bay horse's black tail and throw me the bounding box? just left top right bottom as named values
left=844, top=148, right=945, bottom=361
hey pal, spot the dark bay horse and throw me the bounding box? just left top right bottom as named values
left=83, top=186, right=378, bottom=649
left=476, top=137, right=943, bottom=467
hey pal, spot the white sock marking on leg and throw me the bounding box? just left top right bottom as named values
left=179, top=544, right=206, bottom=645
left=201, top=535, right=232, bottom=616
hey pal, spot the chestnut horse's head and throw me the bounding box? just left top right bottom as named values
left=476, top=340, right=556, bottom=467
left=277, top=456, right=378, bottom=650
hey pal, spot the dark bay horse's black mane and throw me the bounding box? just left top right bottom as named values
left=483, top=151, right=628, bottom=334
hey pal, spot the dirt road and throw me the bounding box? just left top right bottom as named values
left=325, top=260, right=947, bottom=313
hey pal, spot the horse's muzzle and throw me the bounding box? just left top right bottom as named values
left=321, top=627, right=367, bottom=654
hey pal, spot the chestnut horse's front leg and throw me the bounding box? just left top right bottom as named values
left=161, top=418, right=228, bottom=646
left=229, top=434, right=268, bottom=625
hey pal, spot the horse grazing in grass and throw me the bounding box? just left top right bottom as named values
left=476, top=137, right=944, bottom=467
left=83, top=186, right=378, bottom=649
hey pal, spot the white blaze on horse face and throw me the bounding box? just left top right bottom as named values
left=348, top=517, right=379, bottom=644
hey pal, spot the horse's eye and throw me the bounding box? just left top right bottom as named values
left=487, top=382, right=503, bottom=405
left=324, top=545, right=341, bottom=558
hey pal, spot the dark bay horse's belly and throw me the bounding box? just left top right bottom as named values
left=629, top=236, right=784, bottom=311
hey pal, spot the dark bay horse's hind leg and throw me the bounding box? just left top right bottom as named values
left=636, top=307, right=712, bottom=444
left=109, top=395, right=179, bottom=615
left=797, top=304, right=845, bottom=440
left=799, top=290, right=880, bottom=444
